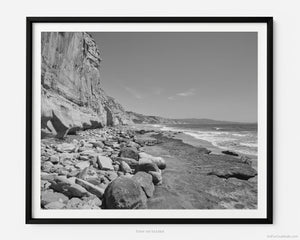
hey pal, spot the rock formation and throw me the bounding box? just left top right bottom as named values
left=41, top=32, right=132, bottom=138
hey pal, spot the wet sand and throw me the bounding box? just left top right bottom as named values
left=142, top=134, right=258, bottom=209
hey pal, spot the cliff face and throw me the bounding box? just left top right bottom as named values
left=41, top=32, right=132, bottom=138
left=126, top=111, right=180, bottom=124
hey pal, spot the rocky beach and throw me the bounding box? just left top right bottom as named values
left=40, top=32, right=257, bottom=210
left=41, top=127, right=257, bottom=210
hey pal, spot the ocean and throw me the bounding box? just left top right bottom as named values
left=159, top=123, right=258, bottom=156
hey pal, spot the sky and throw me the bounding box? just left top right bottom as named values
left=90, top=32, right=257, bottom=122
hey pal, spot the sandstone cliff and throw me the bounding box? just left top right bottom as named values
left=126, top=111, right=180, bottom=124
left=41, top=32, right=132, bottom=138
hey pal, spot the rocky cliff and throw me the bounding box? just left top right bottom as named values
left=41, top=32, right=132, bottom=138
left=126, top=111, right=180, bottom=124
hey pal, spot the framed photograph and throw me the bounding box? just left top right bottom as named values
left=26, top=17, right=273, bottom=224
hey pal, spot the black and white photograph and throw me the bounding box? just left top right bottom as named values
left=5, top=0, right=300, bottom=238
left=26, top=17, right=272, bottom=223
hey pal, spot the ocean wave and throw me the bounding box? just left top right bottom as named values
left=240, top=142, right=258, bottom=148
left=159, top=125, right=257, bottom=156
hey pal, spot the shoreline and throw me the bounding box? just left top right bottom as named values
left=141, top=132, right=257, bottom=209
left=40, top=124, right=258, bottom=209
left=129, top=123, right=258, bottom=169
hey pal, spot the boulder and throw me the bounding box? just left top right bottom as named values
left=148, top=171, right=163, bottom=185
left=207, top=166, right=257, bottom=180
left=90, top=141, right=104, bottom=148
left=75, top=161, right=90, bottom=170
left=139, top=152, right=166, bottom=170
left=75, top=178, right=105, bottom=198
left=41, top=190, right=69, bottom=207
left=49, top=176, right=90, bottom=198
left=119, top=147, right=139, bottom=160
left=132, top=172, right=154, bottom=198
left=137, top=158, right=160, bottom=173
left=56, top=143, right=76, bottom=153
left=41, top=180, right=51, bottom=190
left=120, top=161, right=132, bottom=173
left=41, top=172, right=57, bottom=181
left=82, top=195, right=102, bottom=209
left=65, top=197, right=84, bottom=209
left=97, top=156, right=114, bottom=170
left=112, top=157, right=139, bottom=170
left=103, top=176, right=147, bottom=209
left=126, top=141, right=141, bottom=149
left=41, top=161, right=54, bottom=173
left=49, top=155, right=60, bottom=164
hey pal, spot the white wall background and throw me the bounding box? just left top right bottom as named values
left=0, top=0, right=299, bottom=239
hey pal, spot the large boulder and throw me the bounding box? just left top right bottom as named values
left=148, top=171, right=163, bottom=185
left=137, top=158, right=160, bottom=173
left=139, top=152, right=166, bottom=170
left=103, top=176, right=147, bottom=209
left=132, top=172, right=155, bottom=198
left=119, top=147, right=139, bottom=160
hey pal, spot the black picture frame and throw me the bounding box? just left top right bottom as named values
left=26, top=16, right=273, bottom=224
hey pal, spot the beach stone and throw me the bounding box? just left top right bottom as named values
left=75, top=161, right=90, bottom=170
left=49, top=155, right=60, bottom=164
left=148, top=171, right=163, bottom=185
left=80, top=149, right=96, bottom=157
left=137, top=158, right=160, bottom=173
left=56, top=143, right=76, bottom=153
left=119, top=147, right=139, bottom=160
left=103, top=176, right=147, bottom=209
left=90, top=141, right=104, bottom=148
left=120, top=161, right=132, bottom=173
left=132, top=172, right=154, bottom=198
left=77, top=167, right=90, bottom=180
left=222, top=150, right=239, bottom=156
left=75, top=178, right=105, bottom=198
left=134, top=135, right=159, bottom=146
left=104, top=141, right=115, bottom=147
left=59, top=152, right=74, bottom=162
left=49, top=176, right=90, bottom=198
left=41, top=190, right=69, bottom=207
left=97, top=156, right=114, bottom=170
left=41, top=172, right=57, bottom=181
left=82, top=195, right=102, bottom=208
left=79, top=155, right=89, bottom=161
left=41, top=161, right=54, bottom=173
left=113, top=157, right=139, bottom=170
left=126, top=141, right=141, bottom=149
left=66, top=197, right=84, bottom=209
left=139, top=152, right=166, bottom=170
left=41, top=180, right=51, bottom=190
left=44, top=201, right=66, bottom=209
left=207, top=165, right=257, bottom=180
